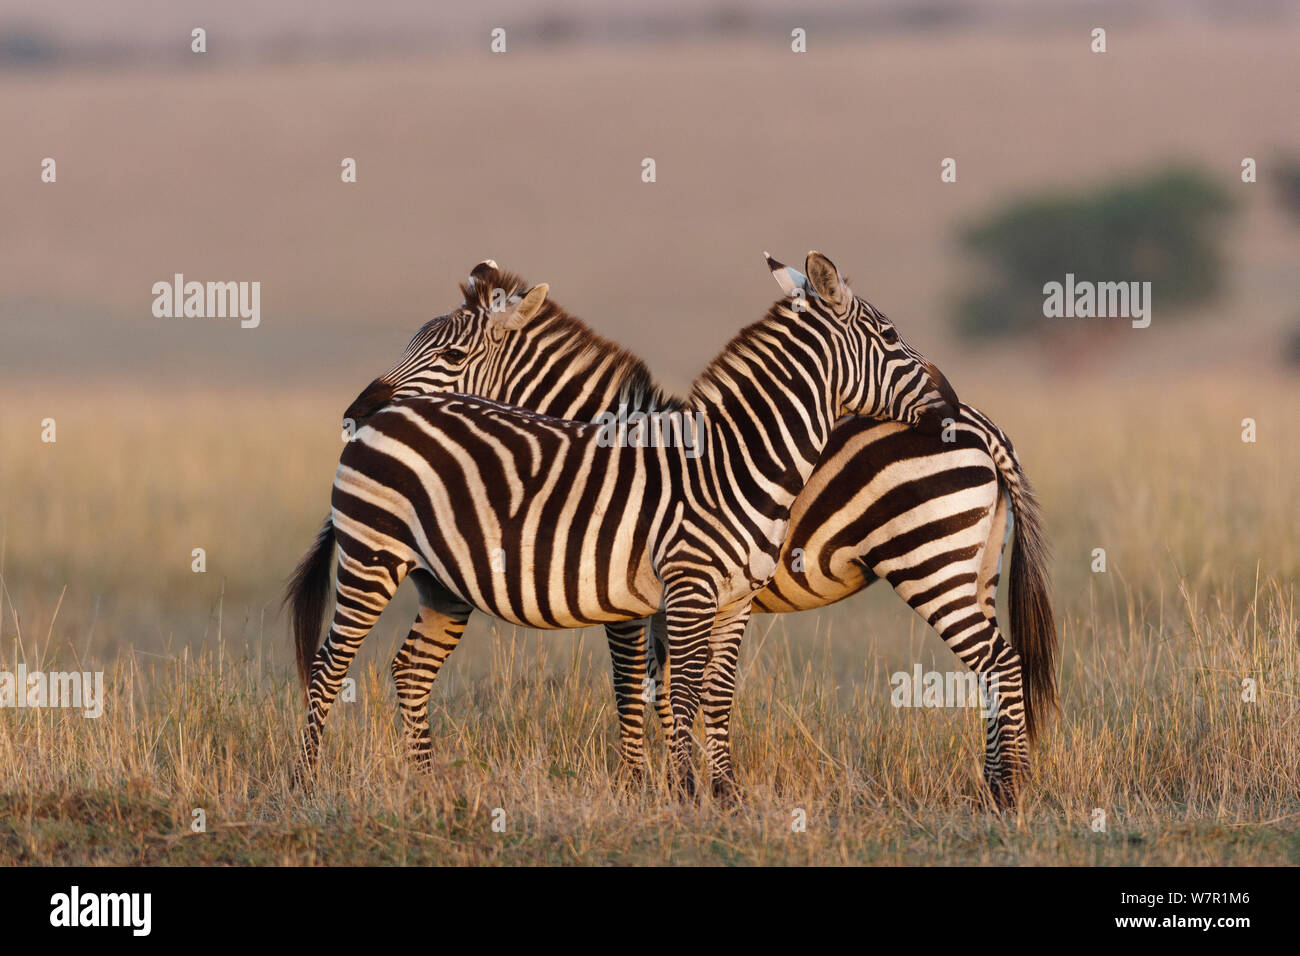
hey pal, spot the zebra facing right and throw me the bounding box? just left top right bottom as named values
left=321, top=259, right=1056, bottom=809
left=290, top=251, right=958, bottom=798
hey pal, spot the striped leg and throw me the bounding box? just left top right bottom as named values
left=647, top=611, right=674, bottom=738
left=699, top=602, right=751, bottom=804
left=296, top=545, right=406, bottom=786
left=390, top=581, right=472, bottom=773
left=896, top=493, right=1029, bottom=809
left=936, top=610, right=1028, bottom=810
left=619, top=612, right=688, bottom=780
left=660, top=579, right=718, bottom=798
left=605, top=618, right=655, bottom=784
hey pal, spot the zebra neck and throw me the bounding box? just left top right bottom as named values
left=688, top=380, right=836, bottom=510
left=685, top=314, right=841, bottom=498
left=496, top=322, right=683, bottom=422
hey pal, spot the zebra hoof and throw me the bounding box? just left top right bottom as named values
left=669, top=768, right=697, bottom=802
left=711, top=777, right=744, bottom=811
left=613, top=759, right=648, bottom=792
left=412, top=755, right=435, bottom=777
left=290, top=762, right=316, bottom=794
left=984, top=770, right=1021, bottom=813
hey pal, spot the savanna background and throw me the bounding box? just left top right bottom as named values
left=0, top=0, right=1297, bottom=865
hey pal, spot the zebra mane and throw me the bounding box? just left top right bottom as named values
left=686, top=298, right=801, bottom=406
left=464, top=263, right=680, bottom=412
left=542, top=311, right=680, bottom=412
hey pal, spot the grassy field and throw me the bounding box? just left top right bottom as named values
left=0, top=377, right=1296, bottom=865
left=3, top=5, right=1298, bottom=868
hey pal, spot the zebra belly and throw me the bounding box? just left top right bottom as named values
left=751, top=414, right=999, bottom=615
left=335, top=394, right=671, bottom=630
left=452, top=525, right=664, bottom=629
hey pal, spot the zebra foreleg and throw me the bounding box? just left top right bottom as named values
left=390, top=577, right=472, bottom=774
left=603, top=618, right=655, bottom=786
left=660, top=579, right=718, bottom=799
left=296, top=547, right=407, bottom=788
left=699, top=601, right=751, bottom=806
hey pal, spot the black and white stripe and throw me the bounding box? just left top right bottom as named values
left=289, top=251, right=960, bottom=797
left=338, top=259, right=1057, bottom=808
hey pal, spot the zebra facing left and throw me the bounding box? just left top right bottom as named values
left=288, top=251, right=958, bottom=797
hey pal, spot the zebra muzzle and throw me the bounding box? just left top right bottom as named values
left=344, top=379, right=396, bottom=428
left=926, top=362, right=960, bottom=415
left=915, top=362, right=960, bottom=434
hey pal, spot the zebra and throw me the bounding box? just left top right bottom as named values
left=297, top=257, right=1058, bottom=809
left=287, top=251, right=960, bottom=798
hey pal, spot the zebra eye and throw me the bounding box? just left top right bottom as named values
left=443, top=348, right=468, bottom=363
left=880, top=326, right=899, bottom=345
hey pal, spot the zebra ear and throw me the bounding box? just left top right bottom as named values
left=765, top=252, right=808, bottom=300
left=495, top=282, right=549, bottom=332
left=805, top=251, right=850, bottom=310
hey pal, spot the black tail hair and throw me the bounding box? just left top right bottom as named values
left=284, top=516, right=335, bottom=695
left=1001, top=460, right=1059, bottom=742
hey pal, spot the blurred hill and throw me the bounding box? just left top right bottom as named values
left=1, top=6, right=1298, bottom=392
left=5, top=1, right=1292, bottom=66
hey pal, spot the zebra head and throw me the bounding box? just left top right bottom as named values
left=765, top=251, right=959, bottom=434
left=343, top=260, right=550, bottom=427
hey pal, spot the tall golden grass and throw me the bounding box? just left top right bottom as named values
left=0, top=377, right=1296, bottom=864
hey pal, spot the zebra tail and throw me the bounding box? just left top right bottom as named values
left=284, top=516, right=336, bottom=696
left=985, top=425, right=1059, bottom=743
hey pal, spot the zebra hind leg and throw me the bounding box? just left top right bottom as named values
left=971, top=490, right=1031, bottom=810
left=648, top=611, right=674, bottom=740
left=296, top=543, right=409, bottom=788
left=939, top=611, right=1030, bottom=811
left=390, top=570, right=472, bottom=775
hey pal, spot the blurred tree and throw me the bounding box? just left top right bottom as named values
left=1274, top=155, right=1300, bottom=370
left=1274, top=154, right=1300, bottom=221
left=953, top=167, right=1237, bottom=363
left=0, top=28, right=59, bottom=65
left=1286, top=326, right=1300, bottom=368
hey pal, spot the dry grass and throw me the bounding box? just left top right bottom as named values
left=0, top=377, right=1297, bottom=864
